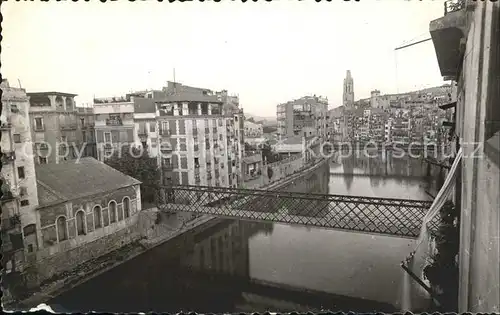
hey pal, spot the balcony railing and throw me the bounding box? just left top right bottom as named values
left=1, top=214, right=21, bottom=232
left=1, top=151, right=16, bottom=163
left=0, top=122, right=12, bottom=130
left=159, top=129, right=171, bottom=137
left=106, top=119, right=123, bottom=126
left=60, top=123, right=77, bottom=131
left=444, top=0, right=465, bottom=15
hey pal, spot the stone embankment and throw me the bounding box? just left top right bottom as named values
left=8, top=157, right=328, bottom=310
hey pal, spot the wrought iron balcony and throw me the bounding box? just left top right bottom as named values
left=60, top=123, right=78, bottom=131
left=106, top=118, right=123, bottom=126
left=1, top=151, right=16, bottom=163
left=430, top=0, right=467, bottom=80
left=159, top=129, right=171, bottom=137
left=0, top=122, right=12, bottom=130
left=444, top=0, right=465, bottom=15
left=1, top=214, right=21, bottom=232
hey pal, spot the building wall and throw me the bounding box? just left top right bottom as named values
left=456, top=1, right=500, bottom=312
left=1, top=80, right=40, bottom=273
left=29, top=185, right=140, bottom=282
left=133, top=116, right=158, bottom=157
left=157, top=101, right=240, bottom=188
left=28, top=94, right=90, bottom=164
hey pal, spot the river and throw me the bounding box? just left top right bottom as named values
left=49, top=153, right=443, bottom=313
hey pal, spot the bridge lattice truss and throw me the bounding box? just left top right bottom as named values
left=154, top=185, right=438, bottom=238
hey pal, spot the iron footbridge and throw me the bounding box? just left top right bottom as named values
left=154, top=185, right=437, bottom=238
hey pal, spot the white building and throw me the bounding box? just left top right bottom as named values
left=156, top=94, right=241, bottom=188
left=1, top=79, right=39, bottom=274
left=244, top=120, right=263, bottom=137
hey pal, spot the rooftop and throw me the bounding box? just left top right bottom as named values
left=134, top=97, right=156, bottom=113
left=156, top=92, right=223, bottom=104
left=36, top=157, right=141, bottom=207
left=27, top=91, right=78, bottom=97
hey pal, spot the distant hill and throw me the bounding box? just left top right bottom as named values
left=245, top=113, right=277, bottom=126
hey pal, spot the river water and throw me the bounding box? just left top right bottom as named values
left=50, top=153, right=443, bottom=313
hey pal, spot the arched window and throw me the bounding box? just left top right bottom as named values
left=93, top=205, right=102, bottom=229
left=102, top=206, right=110, bottom=227
left=76, top=210, right=86, bottom=235
left=123, top=197, right=130, bottom=218
left=109, top=201, right=117, bottom=223
left=57, top=216, right=68, bottom=242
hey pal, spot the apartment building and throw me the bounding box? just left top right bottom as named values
left=93, top=95, right=135, bottom=160
left=155, top=89, right=241, bottom=188
left=1, top=79, right=39, bottom=275
left=27, top=91, right=94, bottom=164
left=276, top=95, right=328, bottom=138
left=129, top=90, right=166, bottom=158
left=244, top=120, right=263, bottom=138
left=76, top=107, right=97, bottom=159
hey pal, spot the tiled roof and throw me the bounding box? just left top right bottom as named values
left=36, top=157, right=141, bottom=207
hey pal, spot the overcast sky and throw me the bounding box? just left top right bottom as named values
left=3, top=1, right=447, bottom=117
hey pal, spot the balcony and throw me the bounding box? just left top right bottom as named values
left=1, top=214, right=21, bottom=232
left=0, top=122, right=12, bottom=130
left=138, top=129, right=148, bottom=139
left=159, top=129, right=171, bottom=137
left=430, top=0, right=468, bottom=80
left=106, top=118, right=123, bottom=126
left=60, top=123, right=77, bottom=131
left=1, top=151, right=16, bottom=163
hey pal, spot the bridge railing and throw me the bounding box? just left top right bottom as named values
left=152, top=184, right=438, bottom=238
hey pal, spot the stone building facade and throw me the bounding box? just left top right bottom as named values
left=1, top=79, right=39, bottom=275
left=29, top=157, right=142, bottom=282
left=429, top=0, right=499, bottom=311
left=27, top=92, right=95, bottom=164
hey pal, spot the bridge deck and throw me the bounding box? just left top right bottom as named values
left=156, top=185, right=438, bottom=238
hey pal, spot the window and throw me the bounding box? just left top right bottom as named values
left=17, top=167, right=25, bottom=179
left=39, top=156, right=47, bottom=164
left=11, top=104, right=19, bottom=113
left=149, top=123, right=156, bottom=133
left=57, top=216, right=68, bottom=241
left=104, top=132, right=111, bottom=143
left=34, top=117, right=44, bottom=130
left=76, top=210, right=86, bottom=235
left=82, top=130, right=87, bottom=142
left=28, top=244, right=34, bottom=253
left=123, top=197, right=130, bottom=218
left=20, top=200, right=29, bottom=206
left=109, top=201, right=117, bottom=223
left=80, top=118, right=85, bottom=127
left=93, top=205, right=102, bottom=228
left=103, top=207, right=110, bottom=227
left=13, top=134, right=21, bottom=143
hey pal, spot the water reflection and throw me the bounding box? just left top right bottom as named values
left=51, top=155, right=436, bottom=313
left=50, top=219, right=397, bottom=313
left=331, top=152, right=443, bottom=198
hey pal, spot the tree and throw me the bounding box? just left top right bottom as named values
left=261, top=142, right=281, bottom=164
left=263, top=126, right=277, bottom=134
left=104, top=146, right=160, bottom=206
